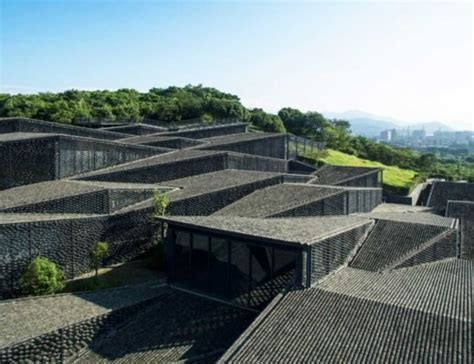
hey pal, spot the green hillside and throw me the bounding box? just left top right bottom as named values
left=306, top=149, right=419, bottom=194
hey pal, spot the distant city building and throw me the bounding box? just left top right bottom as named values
left=378, top=127, right=473, bottom=147
left=412, top=129, right=426, bottom=140
left=379, top=129, right=392, bottom=141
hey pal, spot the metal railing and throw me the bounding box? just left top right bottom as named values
left=287, top=134, right=324, bottom=160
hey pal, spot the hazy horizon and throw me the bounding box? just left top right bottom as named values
left=1, top=1, right=472, bottom=130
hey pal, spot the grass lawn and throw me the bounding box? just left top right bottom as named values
left=304, top=149, right=419, bottom=194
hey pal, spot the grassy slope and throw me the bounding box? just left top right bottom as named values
left=315, top=149, right=418, bottom=194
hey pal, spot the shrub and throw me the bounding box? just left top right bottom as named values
left=152, top=189, right=170, bottom=217
left=89, top=241, right=109, bottom=279
left=19, top=257, right=65, bottom=296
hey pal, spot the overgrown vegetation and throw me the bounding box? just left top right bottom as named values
left=19, top=257, right=65, bottom=296
left=2, top=85, right=472, bottom=184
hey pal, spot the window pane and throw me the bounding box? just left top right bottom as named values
left=229, top=240, right=250, bottom=306
left=209, top=237, right=228, bottom=296
left=249, top=245, right=273, bottom=308
left=272, top=248, right=298, bottom=293
left=173, top=230, right=191, bottom=282
left=190, top=233, right=209, bottom=292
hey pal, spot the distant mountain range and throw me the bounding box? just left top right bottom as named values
left=322, top=110, right=455, bottom=137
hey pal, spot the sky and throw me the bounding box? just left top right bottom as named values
left=0, top=1, right=472, bottom=130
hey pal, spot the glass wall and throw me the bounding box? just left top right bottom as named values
left=169, top=227, right=300, bottom=309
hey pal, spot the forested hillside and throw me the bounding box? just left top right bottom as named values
left=1, top=85, right=472, bottom=183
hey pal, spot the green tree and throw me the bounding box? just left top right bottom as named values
left=248, top=108, right=286, bottom=133
left=151, top=190, right=170, bottom=271
left=153, top=189, right=170, bottom=217
left=278, top=107, right=306, bottom=135
left=417, top=153, right=437, bottom=171
left=19, top=257, right=65, bottom=296
left=89, top=241, right=109, bottom=280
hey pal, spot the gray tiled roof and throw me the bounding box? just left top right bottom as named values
left=349, top=219, right=450, bottom=271
left=213, top=183, right=345, bottom=217
left=199, top=132, right=283, bottom=148
left=372, top=203, right=434, bottom=213
left=312, top=165, right=381, bottom=185
left=0, top=180, right=170, bottom=210
left=119, top=134, right=195, bottom=144
left=71, top=287, right=255, bottom=363
left=0, top=283, right=165, bottom=349
left=160, top=215, right=372, bottom=246
left=0, top=181, right=103, bottom=209
left=221, top=259, right=472, bottom=363
left=103, top=123, right=167, bottom=135
left=428, top=181, right=474, bottom=211
left=0, top=117, right=130, bottom=140
left=72, top=181, right=174, bottom=191
left=163, top=170, right=281, bottom=201
left=319, top=259, right=472, bottom=318
left=72, top=149, right=225, bottom=177
left=359, top=211, right=456, bottom=228
left=0, top=213, right=104, bottom=224
left=158, top=122, right=247, bottom=137
left=107, top=170, right=283, bottom=214
left=0, top=132, right=53, bottom=142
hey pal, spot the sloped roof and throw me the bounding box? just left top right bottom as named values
left=0, top=132, right=54, bottom=142
left=164, top=170, right=281, bottom=201
left=371, top=203, right=433, bottom=213
left=349, top=219, right=450, bottom=271
left=0, top=181, right=103, bottom=210
left=199, top=132, right=284, bottom=148
left=312, top=165, right=381, bottom=185
left=103, top=123, right=167, bottom=135
left=428, top=181, right=474, bottom=211
left=160, top=215, right=372, bottom=246
left=213, top=183, right=345, bottom=218
left=72, top=149, right=225, bottom=178
left=0, top=180, right=171, bottom=210
left=220, top=259, right=472, bottom=363
left=319, top=259, right=471, bottom=318
left=0, top=213, right=104, bottom=224
left=0, top=117, right=129, bottom=140
left=359, top=211, right=456, bottom=228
